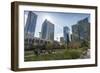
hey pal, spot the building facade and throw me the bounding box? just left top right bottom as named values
left=63, top=26, right=70, bottom=44
left=72, top=24, right=79, bottom=41
left=72, top=17, right=90, bottom=42
left=24, top=11, right=37, bottom=37
left=60, top=37, right=64, bottom=43
left=24, top=11, right=37, bottom=50
left=41, top=19, right=54, bottom=41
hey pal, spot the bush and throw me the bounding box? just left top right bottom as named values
left=81, top=40, right=90, bottom=49
left=60, top=44, right=67, bottom=49
left=63, top=49, right=82, bottom=59
left=67, top=42, right=81, bottom=49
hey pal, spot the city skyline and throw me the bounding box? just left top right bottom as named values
left=24, top=11, right=90, bottom=41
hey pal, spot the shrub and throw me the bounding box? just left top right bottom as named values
left=67, top=42, right=81, bottom=49
left=64, top=49, right=82, bottom=59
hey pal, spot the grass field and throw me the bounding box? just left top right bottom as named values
left=24, top=48, right=84, bottom=61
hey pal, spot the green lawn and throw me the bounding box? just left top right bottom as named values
left=24, top=48, right=84, bottom=61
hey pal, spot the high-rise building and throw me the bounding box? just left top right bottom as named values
left=72, top=24, right=79, bottom=41
left=72, top=17, right=90, bottom=42
left=63, top=26, right=70, bottom=43
left=60, top=37, right=64, bottom=43
left=24, top=11, right=37, bottom=37
left=78, top=17, right=90, bottom=41
left=41, top=19, right=54, bottom=41
left=24, top=11, right=37, bottom=50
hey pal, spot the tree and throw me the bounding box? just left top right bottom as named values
left=81, top=40, right=90, bottom=50
left=67, top=42, right=81, bottom=49
left=60, top=44, right=66, bottom=49
left=46, top=43, right=53, bottom=50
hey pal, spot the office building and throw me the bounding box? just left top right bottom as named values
left=41, top=19, right=54, bottom=41
left=24, top=11, right=37, bottom=37
left=72, top=17, right=90, bottom=42
left=63, top=26, right=70, bottom=43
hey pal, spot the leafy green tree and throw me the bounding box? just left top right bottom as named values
left=46, top=43, right=53, bottom=50
left=81, top=40, right=90, bottom=50
left=60, top=44, right=66, bottom=49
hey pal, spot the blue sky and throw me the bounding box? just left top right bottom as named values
left=24, top=11, right=90, bottom=41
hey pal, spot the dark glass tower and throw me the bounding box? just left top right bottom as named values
left=24, top=11, right=37, bottom=37
left=41, top=19, right=54, bottom=41
left=63, top=26, right=70, bottom=43
left=72, top=17, right=90, bottom=42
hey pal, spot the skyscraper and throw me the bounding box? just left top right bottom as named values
left=78, top=17, right=90, bottom=41
left=72, top=17, right=90, bottom=42
left=60, top=37, right=64, bottom=43
left=63, top=26, right=70, bottom=43
left=41, top=19, right=54, bottom=41
left=24, top=11, right=37, bottom=37
left=24, top=11, right=37, bottom=50
left=72, top=24, right=79, bottom=41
